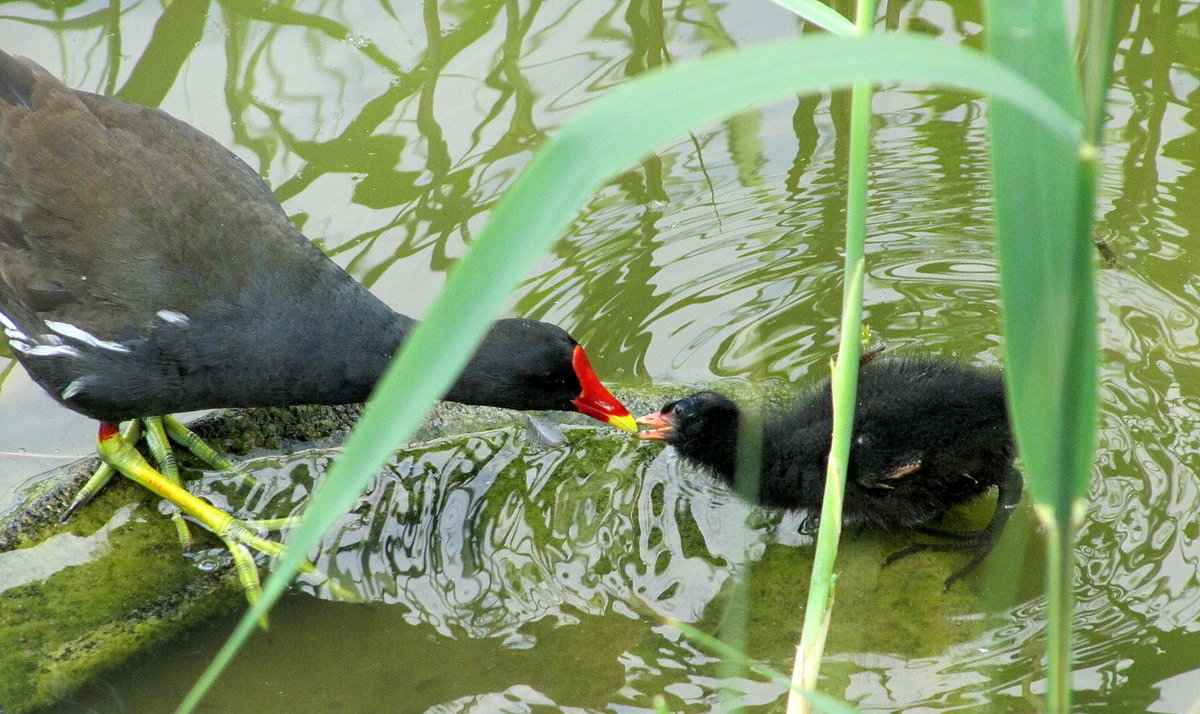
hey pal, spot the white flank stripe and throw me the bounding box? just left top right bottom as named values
left=44, top=320, right=131, bottom=353
left=156, top=309, right=191, bottom=326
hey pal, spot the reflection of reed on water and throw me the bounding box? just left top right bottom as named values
left=195, top=427, right=766, bottom=640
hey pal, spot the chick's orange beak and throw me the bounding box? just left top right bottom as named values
left=635, top=410, right=675, bottom=440
left=569, top=345, right=637, bottom=433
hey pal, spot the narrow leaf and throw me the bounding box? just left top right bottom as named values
left=984, top=2, right=1102, bottom=713
left=767, top=0, right=857, bottom=36
left=180, top=32, right=1081, bottom=712
left=986, top=0, right=1091, bottom=520
left=792, top=2, right=875, bottom=709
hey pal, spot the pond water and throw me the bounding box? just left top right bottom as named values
left=0, top=0, right=1197, bottom=711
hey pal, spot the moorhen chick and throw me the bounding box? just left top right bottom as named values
left=0, top=51, right=635, bottom=603
left=637, top=356, right=1022, bottom=588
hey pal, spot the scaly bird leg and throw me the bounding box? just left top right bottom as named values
left=62, top=414, right=256, bottom=523
left=883, top=468, right=1023, bottom=590
left=162, top=415, right=255, bottom=483
left=142, top=416, right=194, bottom=550
left=94, top=422, right=350, bottom=623
left=61, top=420, right=143, bottom=522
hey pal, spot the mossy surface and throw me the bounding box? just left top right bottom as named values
left=0, top=400, right=536, bottom=713
left=0, top=397, right=659, bottom=712
left=0, top=501, right=242, bottom=713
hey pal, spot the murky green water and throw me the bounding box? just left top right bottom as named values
left=1, top=0, right=1198, bottom=711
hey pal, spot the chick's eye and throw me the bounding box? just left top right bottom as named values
left=670, top=400, right=694, bottom=419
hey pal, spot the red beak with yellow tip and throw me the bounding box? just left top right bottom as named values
left=569, top=345, right=637, bottom=433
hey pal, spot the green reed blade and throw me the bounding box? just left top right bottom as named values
left=792, top=257, right=866, bottom=711
left=792, top=2, right=874, bottom=710
left=986, top=0, right=1089, bottom=529
left=984, top=1, right=1108, bottom=712
left=180, top=32, right=1081, bottom=713
left=767, top=0, right=856, bottom=35
left=1079, top=0, right=1117, bottom=147
left=0, top=359, right=15, bottom=396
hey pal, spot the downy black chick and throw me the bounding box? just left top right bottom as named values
left=636, top=356, right=1022, bottom=589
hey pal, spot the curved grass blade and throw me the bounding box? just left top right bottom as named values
left=178, top=32, right=1081, bottom=713
left=0, top=359, right=15, bottom=396
left=1079, top=0, right=1117, bottom=146
left=767, top=0, right=857, bottom=36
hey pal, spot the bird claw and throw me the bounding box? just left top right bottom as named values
left=223, top=537, right=270, bottom=629
left=796, top=512, right=821, bottom=536
left=916, top=525, right=990, bottom=541
left=882, top=535, right=996, bottom=590
left=885, top=469, right=1023, bottom=590
left=62, top=422, right=143, bottom=522
left=220, top=518, right=356, bottom=621
left=88, top=422, right=350, bottom=618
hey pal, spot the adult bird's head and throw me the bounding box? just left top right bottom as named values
left=445, top=318, right=637, bottom=432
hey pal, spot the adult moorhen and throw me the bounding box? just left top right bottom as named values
left=636, top=356, right=1022, bottom=589
left=0, top=51, right=635, bottom=603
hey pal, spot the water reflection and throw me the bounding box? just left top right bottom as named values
left=159, top=424, right=1031, bottom=712
left=200, top=428, right=764, bottom=639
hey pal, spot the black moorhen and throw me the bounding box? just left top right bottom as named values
left=636, top=356, right=1022, bottom=588
left=0, top=51, right=635, bottom=604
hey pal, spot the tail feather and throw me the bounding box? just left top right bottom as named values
left=0, top=50, right=36, bottom=109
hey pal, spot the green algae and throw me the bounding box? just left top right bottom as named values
left=690, top=493, right=1043, bottom=699
left=0, top=504, right=241, bottom=712
left=0, top=400, right=543, bottom=713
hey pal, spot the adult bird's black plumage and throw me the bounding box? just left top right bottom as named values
left=0, top=51, right=635, bottom=605
left=637, top=357, right=1022, bottom=588
left=0, top=51, right=633, bottom=426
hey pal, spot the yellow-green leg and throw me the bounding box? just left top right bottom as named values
left=142, top=416, right=194, bottom=550
left=95, top=422, right=352, bottom=623
left=61, top=420, right=143, bottom=522
left=162, top=415, right=253, bottom=480
left=62, top=414, right=254, bottom=522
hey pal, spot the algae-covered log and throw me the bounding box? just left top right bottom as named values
left=0, top=382, right=1026, bottom=712
left=0, top=400, right=561, bottom=713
